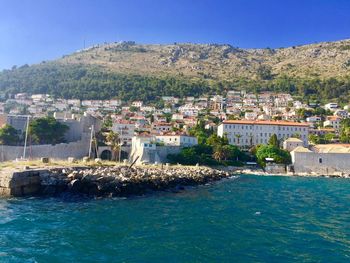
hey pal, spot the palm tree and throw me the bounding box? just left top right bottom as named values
left=106, top=131, right=120, bottom=161
left=235, top=134, right=242, bottom=146
left=212, top=145, right=230, bottom=162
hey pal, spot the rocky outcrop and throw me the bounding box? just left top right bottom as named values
left=0, top=166, right=231, bottom=197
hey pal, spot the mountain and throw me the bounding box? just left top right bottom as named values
left=1, top=40, right=350, bottom=103
left=60, top=39, right=350, bottom=80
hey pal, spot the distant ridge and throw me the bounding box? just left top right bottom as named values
left=0, top=39, right=350, bottom=102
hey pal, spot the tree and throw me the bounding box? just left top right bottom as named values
left=0, top=124, right=19, bottom=145
left=212, top=145, right=230, bottom=162
left=102, top=115, right=113, bottom=129
left=324, top=133, right=336, bottom=143
left=340, top=127, right=350, bottom=143
left=308, top=134, right=320, bottom=144
left=268, top=134, right=279, bottom=148
left=207, top=134, right=228, bottom=148
left=235, top=134, right=242, bottom=145
left=105, top=131, right=120, bottom=161
left=257, top=65, right=273, bottom=80
left=29, top=117, right=69, bottom=145
left=255, top=145, right=291, bottom=167
left=340, top=119, right=350, bottom=143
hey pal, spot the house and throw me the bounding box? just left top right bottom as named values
left=152, top=122, right=172, bottom=133
left=291, top=144, right=350, bottom=175
left=306, top=116, right=322, bottom=123
left=132, top=101, right=143, bottom=108
left=283, top=138, right=304, bottom=152
left=178, top=104, right=200, bottom=117
left=309, top=128, right=336, bottom=136
left=323, top=116, right=341, bottom=132
left=156, top=133, right=198, bottom=147
left=218, top=120, right=309, bottom=148
left=334, top=109, right=349, bottom=119
left=112, top=120, right=136, bottom=146
left=244, top=112, right=258, bottom=120
left=172, top=113, right=184, bottom=121
left=325, top=103, right=338, bottom=111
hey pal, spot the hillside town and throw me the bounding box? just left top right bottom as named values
left=0, top=90, right=349, bottom=176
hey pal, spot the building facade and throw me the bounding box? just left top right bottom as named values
left=156, top=134, right=198, bottom=147
left=218, top=120, right=309, bottom=147
left=291, top=144, right=350, bottom=175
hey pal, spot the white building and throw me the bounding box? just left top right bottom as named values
left=306, top=116, right=322, bottom=123
left=112, top=120, right=136, bottom=146
left=283, top=138, right=304, bottom=152
left=132, top=101, right=143, bottom=108
left=244, top=111, right=258, bottom=120
left=156, top=134, right=198, bottom=147
left=218, top=120, right=309, bottom=147
left=152, top=122, right=172, bottom=133
left=291, top=144, right=350, bottom=175
left=323, top=116, right=341, bottom=132
left=325, top=103, right=338, bottom=111
left=178, top=104, right=200, bottom=117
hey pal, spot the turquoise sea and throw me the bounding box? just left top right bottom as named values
left=0, top=175, right=349, bottom=262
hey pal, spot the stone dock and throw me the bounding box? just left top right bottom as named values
left=0, top=166, right=231, bottom=197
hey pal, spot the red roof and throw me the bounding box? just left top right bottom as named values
left=222, top=120, right=309, bottom=127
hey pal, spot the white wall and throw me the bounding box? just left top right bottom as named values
left=0, top=137, right=90, bottom=161
left=292, top=151, right=350, bottom=174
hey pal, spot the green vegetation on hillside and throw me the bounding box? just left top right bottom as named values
left=1, top=63, right=350, bottom=103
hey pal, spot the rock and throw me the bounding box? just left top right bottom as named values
left=41, top=157, right=50, bottom=163
left=68, top=157, right=76, bottom=163
left=69, top=179, right=82, bottom=192
left=83, top=157, right=90, bottom=163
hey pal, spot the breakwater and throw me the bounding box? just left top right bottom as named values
left=0, top=166, right=231, bottom=197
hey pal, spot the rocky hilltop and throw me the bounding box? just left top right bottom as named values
left=59, top=39, right=350, bottom=80
left=1, top=39, right=350, bottom=102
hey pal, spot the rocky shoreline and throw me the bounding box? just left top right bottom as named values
left=232, top=168, right=350, bottom=179
left=0, top=166, right=231, bottom=197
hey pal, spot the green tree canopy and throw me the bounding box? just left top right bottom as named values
left=29, top=117, right=69, bottom=145
left=255, top=145, right=291, bottom=167
left=0, top=124, right=19, bottom=145
left=268, top=134, right=279, bottom=148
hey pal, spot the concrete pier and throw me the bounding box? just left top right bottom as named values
left=0, top=168, right=44, bottom=197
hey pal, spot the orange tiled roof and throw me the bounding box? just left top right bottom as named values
left=222, top=119, right=309, bottom=127
left=327, top=116, right=341, bottom=121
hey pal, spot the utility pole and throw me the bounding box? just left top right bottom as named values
left=23, top=116, right=30, bottom=159
left=88, top=125, right=94, bottom=159
left=118, top=127, right=123, bottom=162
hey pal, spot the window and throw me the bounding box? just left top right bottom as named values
left=319, top=158, right=322, bottom=164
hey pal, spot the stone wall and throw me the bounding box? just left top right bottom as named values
left=156, top=146, right=182, bottom=162
left=0, top=137, right=90, bottom=161
left=265, top=163, right=286, bottom=174
left=292, top=151, right=350, bottom=175
left=129, top=145, right=182, bottom=164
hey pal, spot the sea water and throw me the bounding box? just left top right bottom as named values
left=0, top=175, right=349, bottom=262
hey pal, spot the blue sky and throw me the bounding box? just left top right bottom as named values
left=0, top=0, right=350, bottom=70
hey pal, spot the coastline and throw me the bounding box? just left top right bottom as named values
left=1, top=162, right=349, bottom=199
left=230, top=167, right=350, bottom=179
left=0, top=164, right=231, bottom=198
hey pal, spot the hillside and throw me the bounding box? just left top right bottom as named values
left=60, top=39, right=350, bottom=80
left=1, top=40, right=350, bottom=102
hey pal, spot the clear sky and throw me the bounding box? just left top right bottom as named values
left=1, top=0, right=350, bottom=70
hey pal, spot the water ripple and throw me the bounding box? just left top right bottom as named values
left=0, top=175, right=349, bottom=262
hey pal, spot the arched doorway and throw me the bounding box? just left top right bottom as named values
left=100, top=150, right=112, bottom=160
